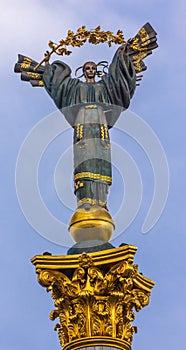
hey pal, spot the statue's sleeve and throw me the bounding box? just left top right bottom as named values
left=102, top=45, right=136, bottom=109
left=43, top=61, right=75, bottom=109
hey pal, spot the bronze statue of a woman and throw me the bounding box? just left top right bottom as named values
left=14, top=23, right=158, bottom=243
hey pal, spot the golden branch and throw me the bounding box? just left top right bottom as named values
left=34, top=25, right=126, bottom=71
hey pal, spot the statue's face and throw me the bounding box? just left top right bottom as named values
left=83, top=62, right=97, bottom=80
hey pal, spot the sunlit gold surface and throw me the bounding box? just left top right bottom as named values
left=64, top=336, right=132, bottom=350
left=32, top=245, right=154, bottom=350
left=31, top=244, right=138, bottom=271
left=69, top=206, right=115, bottom=242
left=74, top=172, right=112, bottom=183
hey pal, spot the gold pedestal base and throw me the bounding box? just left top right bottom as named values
left=31, top=245, right=155, bottom=350
left=69, top=205, right=115, bottom=242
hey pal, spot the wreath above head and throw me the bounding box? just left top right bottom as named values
left=34, top=26, right=126, bottom=71
left=49, top=26, right=126, bottom=54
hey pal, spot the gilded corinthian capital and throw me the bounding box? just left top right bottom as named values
left=32, top=245, right=154, bottom=350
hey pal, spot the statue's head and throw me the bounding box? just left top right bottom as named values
left=75, top=61, right=108, bottom=82
left=82, top=61, right=97, bottom=82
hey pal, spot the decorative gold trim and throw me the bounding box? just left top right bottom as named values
left=74, top=180, right=84, bottom=191
left=132, top=51, right=149, bottom=72
left=38, top=81, right=44, bottom=86
left=129, top=25, right=153, bottom=73
left=74, top=172, right=112, bottom=183
left=24, top=57, right=32, bottom=62
left=130, top=26, right=150, bottom=52
left=27, top=72, right=41, bottom=79
left=31, top=245, right=138, bottom=271
left=75, top=124, right=83, bottom=140
left=20, top=62, right=31, bottom=70
left=138, top=27, right=150, bottom=44
left=84, top=104, right=98, bottom=109
left=63, top=336, right=132, bottom=350
left=20, top=57, right=32, bottom=70
left=101, top=125, right=104, bottom=140
left=77, top=197, right=106, bottom=207
left=104, top=124, right=109, bottom=138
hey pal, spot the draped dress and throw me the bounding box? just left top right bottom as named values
left=43, top=45, right=136, bottom=208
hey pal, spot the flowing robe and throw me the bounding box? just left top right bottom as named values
left=43, top=45, right=136, bottom=208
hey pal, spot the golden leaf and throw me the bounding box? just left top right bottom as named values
left=94, top=25, right=101, bottom=32
left=77, top=26, right=86, bottom=35
left=48, top=41, right=56, bottom=49
left=117, top=30, right=123, bottom=35
left=64, top=38, right=71, bottom=46
left=57, top=48, right=66, bottom=55
left=84, top=31, right=90, bottom=38
left=106, top=31, right=113, bottom=38
left=67, top=30, right=74, bottom=37
left=59, top=39, right=66, bottom=46
left=89, top=34, right=97, bottom=44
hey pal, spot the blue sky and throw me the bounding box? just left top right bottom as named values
left=1, top=1, right=186, bottom=349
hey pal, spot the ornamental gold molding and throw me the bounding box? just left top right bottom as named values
left=32, top=245, right=154, bottom=349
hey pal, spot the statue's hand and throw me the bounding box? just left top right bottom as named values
left=123, top=42, right=130, bottom=54
left=118, top=43, right=130, bottom=55
left=44, top=51, right=50, bottom=66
